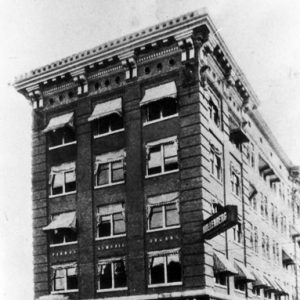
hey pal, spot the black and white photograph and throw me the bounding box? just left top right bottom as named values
left=1, top=1, right=300, bottom=299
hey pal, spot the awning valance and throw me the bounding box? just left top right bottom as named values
left=43, top=212, right=76, bottom=231
left=249, top=183, right=258, bottom=200
left=94, top=149, right=126, bottom=174
left=49, top=162, right=76, bottom=184
left=264, top=276, right=280, bottom=293
left=275, top=280, right=289, bottom=296
left=140, top=81, right=177, bottom=106
left=213, top=252, right=238, bottom=276
left=252, top=270, right=269, bottom=288
left=88, top=98, right=122, bottom=122
left=43, top=112, right=74, bottom=133
left=234, top=261, right=255, bottom=282
left=148, top=248, right=180, bottom=258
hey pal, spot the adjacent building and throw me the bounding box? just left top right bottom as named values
left=13, top=9, right=300, bottom=300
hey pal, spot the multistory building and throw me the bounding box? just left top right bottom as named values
left=14, top=9, right=300, bottom=300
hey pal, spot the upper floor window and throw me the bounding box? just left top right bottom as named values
left=146, top=137, right=178, bottom=177
left=43, top=211, right=77, bottom=246
left=44, top=112, right=76, bottom=149
left=232, top=223, right=242, bottom=244
left=208, top=97, right=220, bottom=127
left=264, top=196, right=269, bottom=219
left=49, top=162, right=76, bottom=196
left=249, top=183, right=257, bottom=210
left=249, top=223, right=254, bottom=250
left=147, top=192, right=180, bottom=231
left=141, top=81, right=178, bottom=125
left=230, top=162, right=241, bottom=197
left=51, top=263, right=78, bottom=293
left=148, top=249, right=182, bottom=286
left=94, top=150, right=126, bottom=187
left=97, top=258, right=127, bottom=291
left=250, top=142, right=255, bottom=168
left=96, top=203, right=125, bottom=239
left=210, top=144, right=222, bottom=181
left=88, top=98, right=124, bottom=138
left=254, top=226, right=258, bottom=253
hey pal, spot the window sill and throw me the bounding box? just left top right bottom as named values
left=50, top=241, right=78, bottom=248
left=210, top=174, right=223, bottom=185
left=49, top=141, right=77, bottom=150
left=148, top=282, right=182, bottom=288
left=143, top=114, right=179, bottom=126
left=94, top=128, right=125, bottom=139
left=49, top=191, right=76, bottom=198
left=94, top=181, right=125, bottom=189
left=95, top=234, right=126, bottom=241
left=147, top=226, right=180, bottom=233
left=97, top=287, right=128, bottom=293
left=214, top=283, right=227, bottom=289
left=51, top=289, right=79, bottom=294
left=145, top=169, right=179, bottom=179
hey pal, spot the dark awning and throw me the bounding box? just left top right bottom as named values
left=213, top=252, right=238, bottom=276
left=282, top=249, right=295, bottom=265
left=230, top=127, right=249, bottom=144
left=264, top=276, right=281, bottom=293
left=275, top=280, right=289, bottom=296
left=234, top=261, right=255, bottom=282
left=43, top=212, right=76, bottom=231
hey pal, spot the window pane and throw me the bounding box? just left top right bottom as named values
left=148, top=146, right=162, bottom=175
left=114, top=260, right=127, bottom=288
left=66, top=268, right=78, bottom=290
left=113, top=212, right=125, bottom=235
left=149, top=206, right=163, bottom=229
left=161, top=98, right=177, bottom=117
left=147, top=102, right=161, bottom=121
left=99, top=263, right=112, bottom=289
left=51, top=230, right=65, bottom=244
left=65, top=171, right=76, bottom=192
left=111, top=161, right=124, bottom=182
left=52, top=173, right=64, bottom=195
left=167, top=254, right=181, bottom=283
left=64, top=127, right=76, bottom=143
left=165, top=203, right=179, bottom=227
left=164, top=143, right=178, bottom=171
left=97, top=163, right=109, bottom=185
left=49, top=128, right=64, bottom=147
left=150, top=256, right=165, bottom=284
left=98, top=116, right=110, bottom=134
left=64, top=229, right=77, bottom=243
left=54, top=276, right=65, bottom=291
left=98, top=216, right=111, bottom=237
left=110, top=114, right=123, bottom=131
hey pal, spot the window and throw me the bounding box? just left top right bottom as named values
left=266, top=235, right=270, bottom=259
left=208, top=98, right=220, bottom=127
left=52, top=264, right=78, bottom=293
left=147, top=192, right=180, bottom=231
left=210, top=144, right=222, bottom=181
left=264, top=196, right=268, bottom=219
left=93, top=114, right=123, bottom=137
left=260, top=193, right=264, bottom=217
left=96, top=204, right=125, bottom=239
left=271, top=203, right=275, bottom=225
left=88, top=98, right=124, bottom=137
left=146, top=137, right=178, bottom=176
left=49, top=162, right=76, bottom=196
left=250, top=143, right=255, bottom=168
left=234, top=279, right=245, bottom=291
left=261, top=232, right=265, bottom=256
left=97, top=258, right=127, bottom=291
left=148, top=250, right=181, bottom=286
left=249, top=223, right=254, bottom=249
left=253, top=287, right=261, bottom=296
left=233, top=223, right=242, bottom=244
left=49, top=127, right=76, bottom=149
left=214, top=273, right=227, bottom=286
left=254, top=227, right=258, bottom=253
left=273, top=240, right=276, bottom=263
left=231, top=171, right=240, bottom=196
left=143, top=98, right=178, bottom=124
left=94, top=150, right=126, bottom=187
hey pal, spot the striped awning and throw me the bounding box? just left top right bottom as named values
left=234, top=261, right=255, bottom=282
left=43, top=112, right=74, bottom=133
left=43, top=212, right=76, bottom=231
left=213, top=252, right=238, bottom=276
left=88, top=98, right=122, bottom=122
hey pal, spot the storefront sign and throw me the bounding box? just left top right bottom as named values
left=203, top=205, right=238, bottom=239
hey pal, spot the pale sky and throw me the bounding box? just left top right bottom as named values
left=1, top=0, right=300, bottom=299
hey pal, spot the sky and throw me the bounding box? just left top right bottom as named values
left=0, top=0, right=300, bottom=299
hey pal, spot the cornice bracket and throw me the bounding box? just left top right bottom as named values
left=26, top=85, right=43, bottom=109
left=175, top=31, right=195, bottom=62
left=120, top=51, right=137, bottom=80
left=71, top=70, right=88, bottom=96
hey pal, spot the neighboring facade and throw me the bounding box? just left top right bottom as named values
left=14, top=9, right=300, bottom=300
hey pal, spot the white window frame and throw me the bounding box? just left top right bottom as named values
left=48, top=128, right=77, bottom=150
left=49, top=167, right=76, bottom=198
left=51, top=264, right=78, bottom=294
left=210, top=150, right=223, bottom=182
left=231, top=172, right=240, bottom=196
left=95, top=159, right=125, bottom=188
left=147, top=203, right=180, bottom=232
left=145, top=137, right=178, bottom=178
left=97, top=258, right=128, bottom=292
left=148, top=249, right=182, bottom=287
left=93, top=115, right=124, bottom=139
left=143, top=98, right=178, bottom=126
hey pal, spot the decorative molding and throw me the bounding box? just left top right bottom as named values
left=71, top=70, right=88, bottom=95
left=137, top=46, right=180, bottom=64
left=26, top=85, right=43, bottom=109
left=175, top=30, right=194, bottom=62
